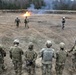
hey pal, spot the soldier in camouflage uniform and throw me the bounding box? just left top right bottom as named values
left=39, top=40, right=55, bottom=75
left=62, top=17, right=65, bottom=30
left=24, top=42, right=37, bottom=75
left=70, top=40, right=76, bottom=72
left=55, top=42, right=67, bottom=75
left=9, top=39, right=23, bottom=75
left=0, top=44, right=6, bottom=74
left=24, top=16, right=29, bottom=28
left=15, top=17, right=21, bottom=28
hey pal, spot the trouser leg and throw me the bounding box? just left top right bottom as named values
left=42, top=64, right=46, bottom=75
left=47, top=64, right=52, bottom=75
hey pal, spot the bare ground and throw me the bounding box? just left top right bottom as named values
left=0, top=12, right=76, bottom=75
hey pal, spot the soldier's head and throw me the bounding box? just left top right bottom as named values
left=60, top=42, right=65, bottom=50
left=46, top=40, right=52, bottom=48
left=28, top=42, right=34, bottom=50
left=13, top=39, right=19, bottom=46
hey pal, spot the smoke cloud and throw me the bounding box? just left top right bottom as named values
left=43, top=0, right=53, bottom=10
left=28, top=0, right=75, bottom=14
left=28, top=0, right=53, bottom=14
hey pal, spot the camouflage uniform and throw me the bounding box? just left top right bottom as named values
left=55, top=42, right=67, bottom=75
left=24, top=16, right=29, bottom=28
left=71, top=46, right=76, bottom=72
left=40, top=40, right=55, bottom=75
left=0, top=44, right=6, bottom=74
left=62, top=17, right=65, bottom=30
left=24, top=42, right=37, bottom=75
left=9, top=39, right=23, bottom=75
left=15, top=17, right=21, bottom=27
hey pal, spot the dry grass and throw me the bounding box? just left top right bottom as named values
left=0, top=12, right=76, bottom=75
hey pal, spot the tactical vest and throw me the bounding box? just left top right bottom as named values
left=42, top=48, right=54, bottom=61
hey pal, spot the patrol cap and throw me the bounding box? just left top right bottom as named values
left=14, top=39, right=19, bottom=44
left=60, top=42, right=65, bottom=48
left=46, top=40, right=52, bottom=47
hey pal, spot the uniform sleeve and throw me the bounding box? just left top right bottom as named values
left=2, top=49, right=6, bottom=57
left=20, top=48, right=24, bottom=55
left=55, top=51, right=59, bottom=60
left=9, top=48, right=12, bottom=59
left=65, top=50, right=68, bottom=57
left=53, top=49, right=56, bottom=58
left=39, top=48, right=44, bottom=58
left=33, top=51, right=37, bottom=61
left=24, top=51, right=28, bottom=61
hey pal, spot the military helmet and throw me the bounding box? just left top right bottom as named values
left=60, top=42, right=65, bottom=48
left=13, top=39, right=19, bottom=44
left=28, top=42, right=34, bottom=50
left=63, top=17, right=65, bottom=19
left=46, top=40, right=52, bottom=48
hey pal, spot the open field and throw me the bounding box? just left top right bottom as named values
left=0, top=12, right=76, bottom=75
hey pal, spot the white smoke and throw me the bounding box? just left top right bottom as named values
left=43, top=0, right=53, bottom=10
left=28, top=0, right=53, bottom=14
left=28, top=4, right=35, bottom=10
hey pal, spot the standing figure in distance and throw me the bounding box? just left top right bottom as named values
left=15, top=17, right=21, bottom=28
left=55, top=42, right=67, bottom=75
left=24, top=16, right=29, bottom=28
left=24, top=42, right=37, bottom=75
left=0, top=44, right=6, bottom=74
left=9, top=39, right=23, bottom=75
left=39, top=40, right=55, bottom=75
left=62, top=17, right=65, bottom=30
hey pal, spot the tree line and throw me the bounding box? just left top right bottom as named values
left=0, top=0, right=76, bottom=10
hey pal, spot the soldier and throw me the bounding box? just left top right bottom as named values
left=15, top=17, right=21, bottom=28
left=39, top=40, right=55, bottom=75
left=9, top=39, right=23, bottom=75
left=69, top=40, right=76, bottom=72
left=0, top=44, right=6, bottom=74
left=24, top=16, right=29, bottom=28
left=62, top=17, right=65, bottom=30
left=24, top=42, right=37, bottom=75
left=55, top=42, right=67, bottom=75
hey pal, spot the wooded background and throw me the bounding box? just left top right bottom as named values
left=0, top=0, right=76, bottom=10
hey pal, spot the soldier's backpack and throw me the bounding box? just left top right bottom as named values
left=25, top=51, right=36, bottom=61
left=42, top=48, right=54, bottom=61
